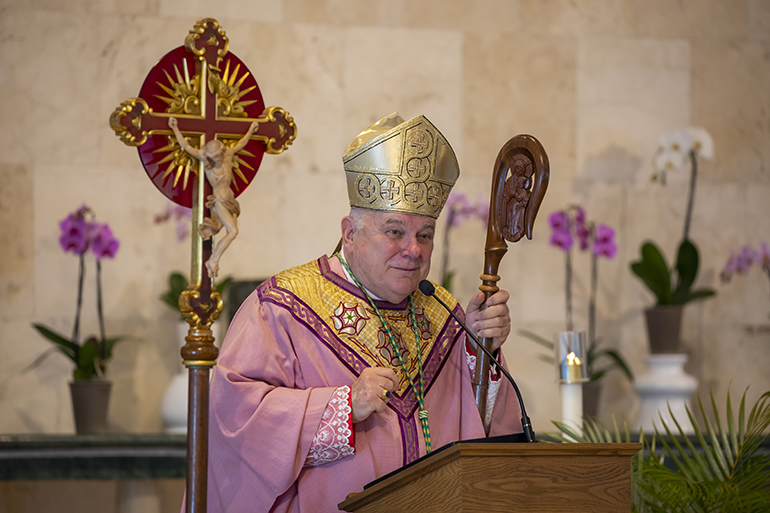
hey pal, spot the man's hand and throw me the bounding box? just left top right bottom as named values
left=168, top=117, right=178, bottom=129
left=248, top=121, right=259, bottom=134
left=465, top=290, right=511, bottom=352
left=350, top=367, right=399, bottom=423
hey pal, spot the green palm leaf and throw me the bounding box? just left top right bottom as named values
left=549, top=389, right=770, bottom=512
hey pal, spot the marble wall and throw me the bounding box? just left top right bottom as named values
left=1, top=0, right=769, bottom=443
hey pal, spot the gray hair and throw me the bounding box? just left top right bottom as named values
left=348, top=207, right=375, bottom=233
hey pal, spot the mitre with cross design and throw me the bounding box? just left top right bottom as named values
left=343, top=113, right=459, bottom=219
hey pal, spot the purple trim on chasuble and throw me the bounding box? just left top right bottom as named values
left=258, top=257, right=464, bottom=465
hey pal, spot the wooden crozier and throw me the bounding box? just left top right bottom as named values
left=473, top=135, right=549, bottom=422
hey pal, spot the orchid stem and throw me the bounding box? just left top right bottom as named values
left=683, top=150, right=698, bottom=242
left=97, top=258, right=106, bottom=361
left=440, top=212, right=453, bottom=286
left=565, top=250, right=573, bottom=332
left=72, top=253, right=85, bottom=344
left=589, top=251, right=597, bottom=346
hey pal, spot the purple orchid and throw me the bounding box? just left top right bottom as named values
left=721, top=243, right=770, bottom=315
left=548, top=205, right=618, bottom=338
left=38, top=206, right=122, bottom=376
left=550, top=228, right=574, bottom=251
left=574, top=208, right=591, bottom=251
left=721, top=252, right=739, bottom=283
left=548, top=211, right=570, bottom=233
left=90, top=223, right=120, bottom=260
left=155, top=203, right=192, bottom=242
left=593, top=224, right=618, bottom=259
left=59, top=215, right=90, bottom=255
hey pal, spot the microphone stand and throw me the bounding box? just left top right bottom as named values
left=419, top=281, right=536, bottom=443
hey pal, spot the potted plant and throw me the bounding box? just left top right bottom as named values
left=30, top=205, right=125, bottom=435
left=630, top=127, right=716, bottom=353
left=550, top=388, right=770, bottom=512
left=521, top=206, right=633, bottom=418
left=630, top=239, right=715, bottom=353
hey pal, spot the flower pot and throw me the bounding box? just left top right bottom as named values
left=644, top=305, right=684, bottom=354
left=582, top=380, right=601, bottom=420
left=70, top=380, right=111, bottom=435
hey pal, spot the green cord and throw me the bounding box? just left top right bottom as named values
left=336, top=253, right=432, bottom=453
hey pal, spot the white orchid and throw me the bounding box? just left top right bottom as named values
left=651, top=126, right=714, bottom=240
left=654, top=148, right=687, bottom=174
left=686, top=126, right=714, bottom=159
left=659, top=128, right=693, bottom=155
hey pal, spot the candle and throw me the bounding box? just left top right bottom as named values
left=558, top=331, right=589, bottom=436
left=561, top=382, right=584, bottom=433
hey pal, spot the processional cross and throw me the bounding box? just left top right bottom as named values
left=109, top=18, right=296, bottom=512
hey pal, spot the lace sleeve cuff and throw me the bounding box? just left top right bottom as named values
left=465, top=338, right=503, bottom=382
left=304, top=385, right=355, bottom=468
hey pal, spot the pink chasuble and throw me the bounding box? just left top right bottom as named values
left=203, top=256, right=523, bottom=513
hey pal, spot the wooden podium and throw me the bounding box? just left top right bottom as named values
left=338, top=442, right=641, bottom=513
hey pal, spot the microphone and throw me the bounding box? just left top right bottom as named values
left=418, top=280, right=536, bottom=442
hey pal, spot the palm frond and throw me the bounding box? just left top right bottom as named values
left=549, top=388, right=770, bottom=512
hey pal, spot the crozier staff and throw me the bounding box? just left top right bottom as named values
left=198, top=113, right=524, bottom=513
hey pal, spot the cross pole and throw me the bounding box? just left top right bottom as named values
left=109, top=18, right=296, bottom=513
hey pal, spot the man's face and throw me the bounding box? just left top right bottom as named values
left=342, top=211, right=435, bottom=304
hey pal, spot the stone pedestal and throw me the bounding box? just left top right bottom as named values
left=160, top=321, right=190, bottom=434
left=634, top=354, right=697, bottom=433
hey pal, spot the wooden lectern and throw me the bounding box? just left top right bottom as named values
left=338, top=442, right=641, bottom=513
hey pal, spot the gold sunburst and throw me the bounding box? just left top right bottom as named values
left=155, top=58, right=201, bottom=115
left=212, top=58, right=258, bottom=117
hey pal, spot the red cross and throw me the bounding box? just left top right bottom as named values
left=109, top=19, right=296, bottom=208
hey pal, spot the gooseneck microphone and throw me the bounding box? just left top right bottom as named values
left=418, top=280, right=536, bottom=442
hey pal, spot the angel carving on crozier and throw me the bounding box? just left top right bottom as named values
left=501, top=155, right=535, bottom=242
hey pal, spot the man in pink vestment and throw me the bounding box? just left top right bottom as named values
left=204, top=113, right=524, bottom=512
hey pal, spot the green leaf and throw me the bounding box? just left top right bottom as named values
left=630, top=242, right=672, bottom=304
left=673, top=238, right=700, bottom=302
left=696, top=394, right=730, bottom=480
left=102, top=336, right=129, bottom=362
left=441, top=271, right=454, bottom=293
left=32, top=324, right=78, bottom=363
left=517, top=329, right=554, bottom=351
left=160, top=272, right=189, bottom=313
left=593, top=348, right=634, bottom=381
left=75, top=337, right=99, bottom=381
left=216, top=275, right=233, bottom=297
left=686, top=289, right=716, bottom=302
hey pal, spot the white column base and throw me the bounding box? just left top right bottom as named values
left=634, top=354, right=698, bottom=434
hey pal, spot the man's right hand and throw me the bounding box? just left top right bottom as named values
left=168, top=117, right=177, bottom=129
left=350, top=367, right=399, bottom=423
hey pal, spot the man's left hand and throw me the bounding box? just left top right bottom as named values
left=465, top=290, right=511, bottom=352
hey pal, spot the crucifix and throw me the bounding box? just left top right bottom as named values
left=108, top=18, right=296, bottom=513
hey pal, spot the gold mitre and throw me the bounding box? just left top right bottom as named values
left=343, top=113, right=459, bottom=219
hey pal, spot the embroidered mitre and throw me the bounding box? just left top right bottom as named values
left=343, top=113, right=459, bottom=219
